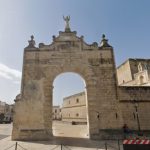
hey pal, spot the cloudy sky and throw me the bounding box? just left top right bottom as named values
left=0, top=0, right=150, bottom=105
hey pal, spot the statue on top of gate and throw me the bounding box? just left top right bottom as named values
left=63, top=15, right=71, bottom=32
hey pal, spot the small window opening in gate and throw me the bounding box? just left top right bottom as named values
left=97, top=113, right=100, bottom=119
left=115, top=113, right=118, bottom=119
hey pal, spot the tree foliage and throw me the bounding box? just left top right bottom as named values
left=0, top=113, right=5, bottom=120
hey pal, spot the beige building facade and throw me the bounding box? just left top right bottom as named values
left=62, top=92, right=87, bottom=123
left=0, top=101, right=6, bottom=114
left=12, top=18, right=150, bottom=140
left=52, top=106, right=61, bottom=120
left=0, top=101, right=13, bottom=121
left=117, top=58, right=150, bottom=86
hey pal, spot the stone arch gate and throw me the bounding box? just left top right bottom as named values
left=12, top=26, right=124, bottom=140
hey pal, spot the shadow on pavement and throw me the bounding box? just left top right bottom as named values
left=21, top=136, right=121, bottom=149
left=0, top=135, right=10, bottom=140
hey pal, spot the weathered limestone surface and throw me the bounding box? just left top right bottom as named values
left=118, top=86, right=150, bottom=130
left=12, top=28, right=150, bottom=140
left=117, top=58, right=150, bottom=86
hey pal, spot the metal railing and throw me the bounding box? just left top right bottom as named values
left=4, top=142, right=27, bottom=150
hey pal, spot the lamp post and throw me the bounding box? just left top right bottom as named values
left=132, top=100, right=141, bottom=133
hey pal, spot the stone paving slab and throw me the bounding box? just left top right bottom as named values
left=0, top=135, right=9, bottom=141
left=0, top=123, right=124, bottom=150
left=0, top=136, right=123, bottom=150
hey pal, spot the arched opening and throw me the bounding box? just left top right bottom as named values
left=139, top=75, right=144, bottom=84
left=52, top=72, right=89, bottom=138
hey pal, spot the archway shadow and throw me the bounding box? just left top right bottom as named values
left=21, top=136, right=121, bottom=149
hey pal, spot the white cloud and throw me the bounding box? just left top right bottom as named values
left=0, top=63, right=21, bottom=83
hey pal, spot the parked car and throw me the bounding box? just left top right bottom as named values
left=0, top=117, right=12, bottom=124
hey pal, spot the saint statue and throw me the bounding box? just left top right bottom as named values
left=63, top=16, right=71, bottom=32
left=138, top=62, right=143, bottom=72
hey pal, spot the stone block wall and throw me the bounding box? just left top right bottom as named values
left=12, top=29, right=150, bottom=141
left=12, top=30, right=123, bottom=140
left=118, top=86, right=150, bottom=130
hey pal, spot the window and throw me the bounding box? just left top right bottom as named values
left=115, top=113, right=118, bottom=119
left=144, top=64, right=148, bottom=70
left=76, top=98, right=79, bottom=103
left=76, top=113, right=79, bottom=117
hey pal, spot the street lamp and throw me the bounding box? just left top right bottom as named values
left=132, top=100, right=142, bottom=135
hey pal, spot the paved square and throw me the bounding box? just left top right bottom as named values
left=0, top=123, right=123, bottom=150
